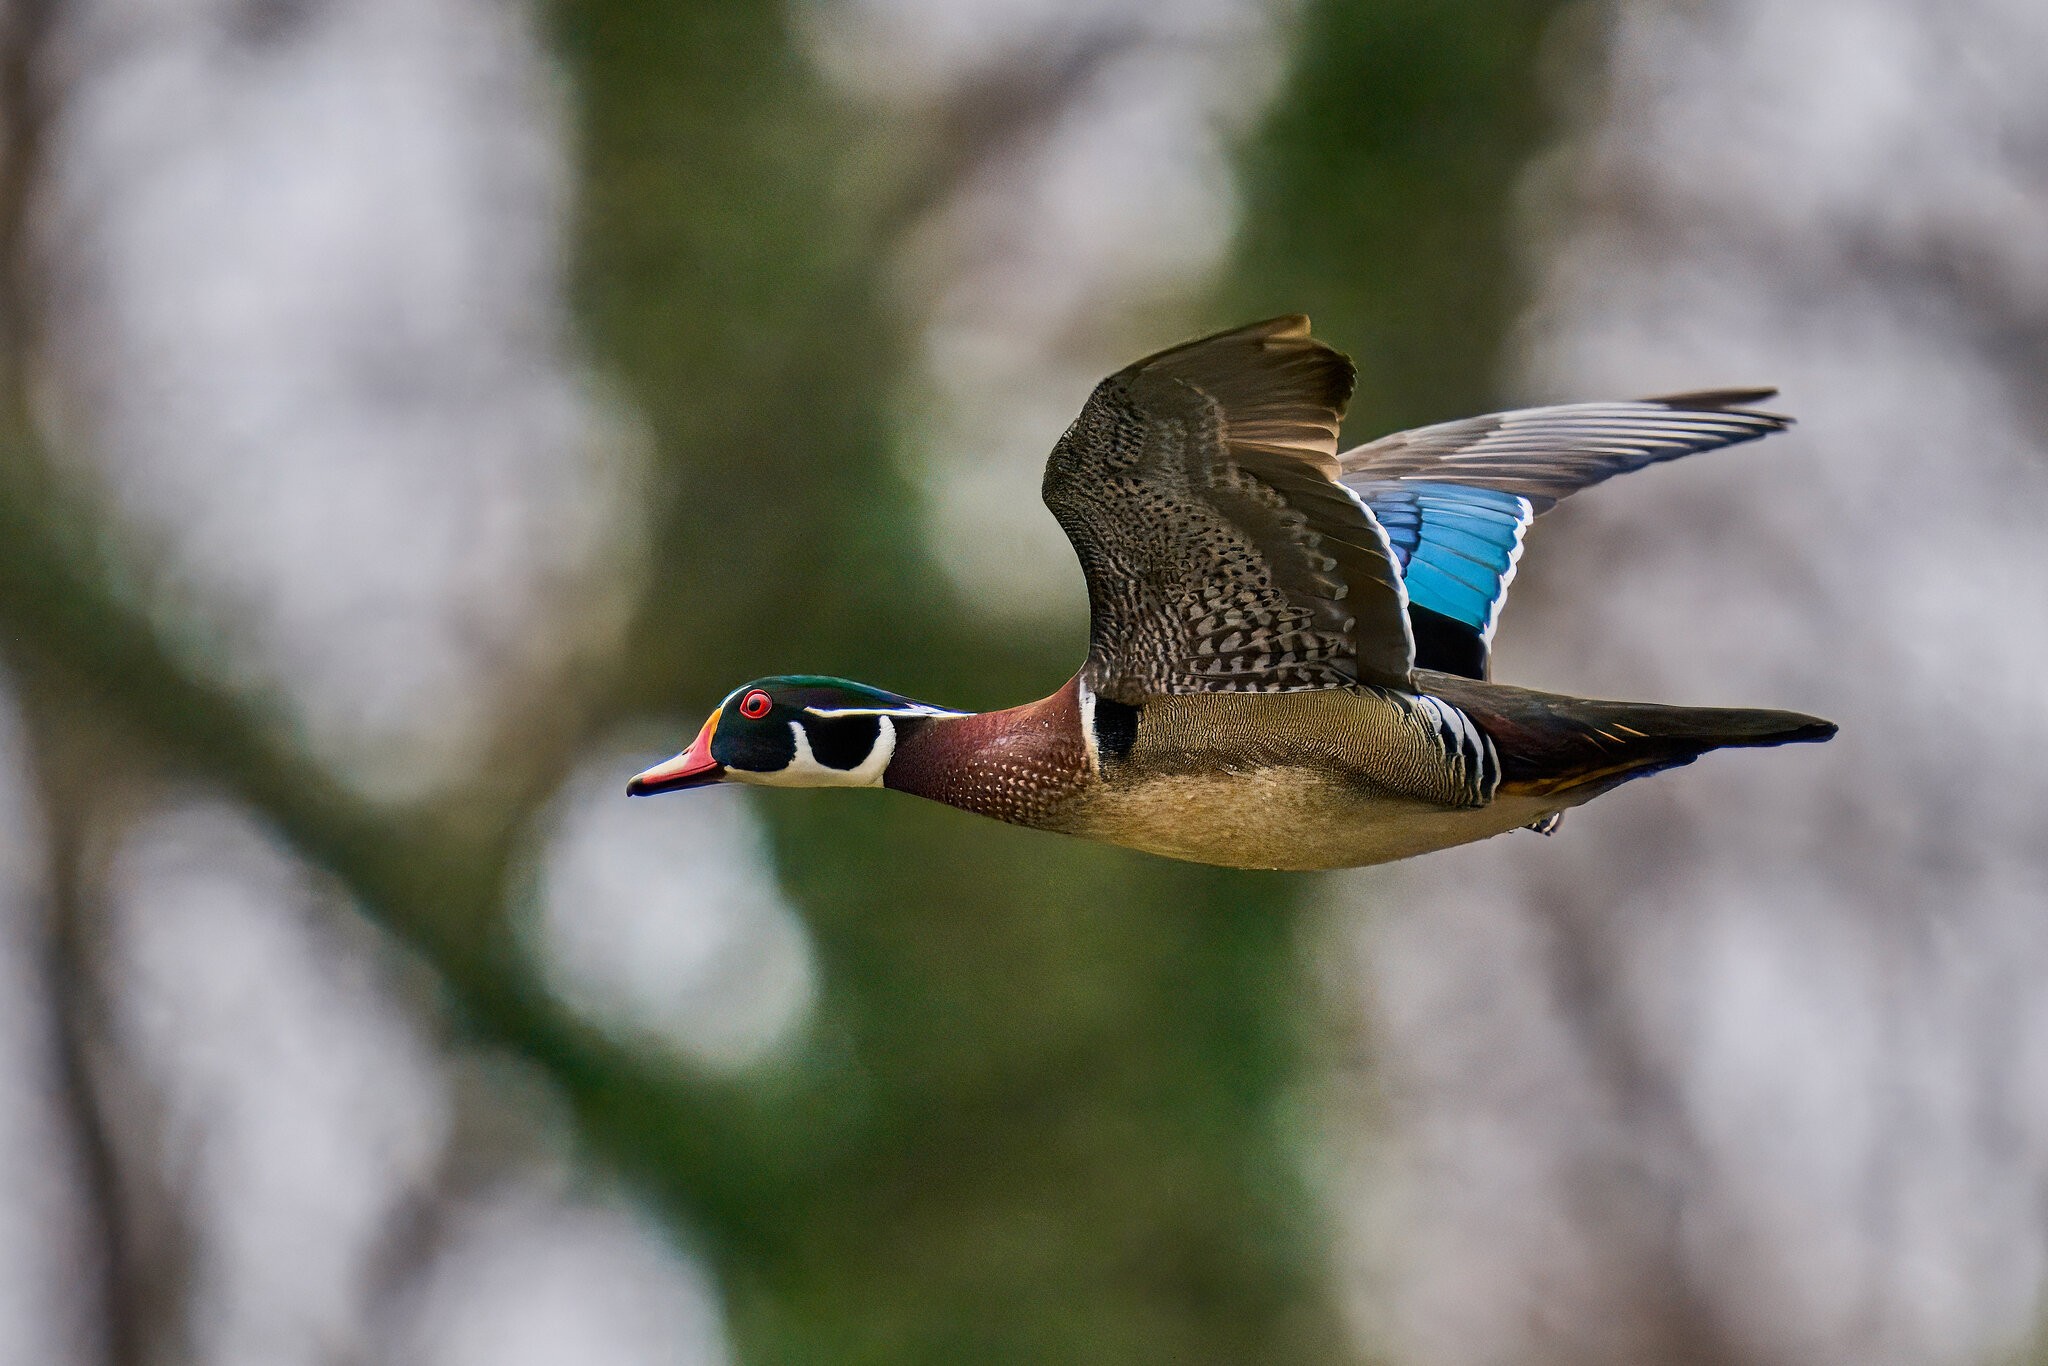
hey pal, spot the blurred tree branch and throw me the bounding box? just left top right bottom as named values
left=1, top=5, right=143, bottom=1363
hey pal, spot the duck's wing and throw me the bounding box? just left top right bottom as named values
left=1042, top=316, right=1416, bottom=703
left=1341, top=392, right=1791, bottom=678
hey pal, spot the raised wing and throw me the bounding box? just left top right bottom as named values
left=1042, top=317, right=1415, bottom=702
left=1342, top=392, right=1791, bottom=678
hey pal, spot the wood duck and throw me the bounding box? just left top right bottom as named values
left=629, top=317, right=1835, bottom=870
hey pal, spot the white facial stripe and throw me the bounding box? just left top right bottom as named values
left=802, top=704, right=966, bottom=719
left=731, top=716, right=898, bottom=788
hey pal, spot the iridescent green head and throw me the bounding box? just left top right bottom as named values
left=627, top=676, right=964, bottom=794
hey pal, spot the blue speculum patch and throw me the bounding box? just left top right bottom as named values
left=1362, top=481, right=1531, bottom=634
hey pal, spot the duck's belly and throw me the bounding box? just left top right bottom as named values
left=1056, top=768, right=1565, bottom=871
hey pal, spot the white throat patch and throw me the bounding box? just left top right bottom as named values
left=732, top=717, right=898, bottom=789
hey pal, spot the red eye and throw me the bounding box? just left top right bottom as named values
left=738, top=689, right=772, bottom=719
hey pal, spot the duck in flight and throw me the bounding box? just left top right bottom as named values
left=629, top=317, right=1834, bottom=870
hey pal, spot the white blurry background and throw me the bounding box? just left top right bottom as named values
left=1, top=0, right=2045, bottom=1363
left=1332, top=3, right=2048, bottom=1365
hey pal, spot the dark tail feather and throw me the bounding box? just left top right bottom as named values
left=1417, top=670, right=1837, bottom=800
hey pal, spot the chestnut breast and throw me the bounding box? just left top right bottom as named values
left=883, top=677, right=1095, bottom=828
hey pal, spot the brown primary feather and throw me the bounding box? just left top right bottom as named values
left=1126, top=315, right=1351, bottom=471
left=1041, top=316, right=1417, bottom=702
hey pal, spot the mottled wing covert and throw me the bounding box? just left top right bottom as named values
left=1042, top=317, right=1414, bottom=703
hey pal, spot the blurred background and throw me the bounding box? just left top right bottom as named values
left=0, top=0, right=2043, bottom=1362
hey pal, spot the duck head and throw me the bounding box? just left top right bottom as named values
left=627, top=676, right=967, bottom=795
